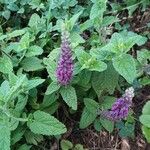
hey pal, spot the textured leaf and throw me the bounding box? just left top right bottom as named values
left=28, top=110, right=67, bottom=135
left=0, top=117, right=10, bottom=150
left=90, top=0, right=107, bottom=19
left=20, top=32, right=30, bottom=50
left=92, top=63, right=119, bottom=96
left=28, top=13, right=41, bottom=28
left=26, top=45, right=43, bottom=57
left=112, top=54, right=136, bottom=83
left=0, top=55, right=13, bottom=74
left=60, top=85, right=77, bottom=110
left=8, top=29, right=25, bottom=39
left=84, top=98, right=99, bottom=113
left=100, top=118, right=114, bottom=133
left=45, top=81, right=60, bottom=95
left=79, top=107, right=97, bottom=129
left=21, top=57, right=44, bottom=71
left=26, top=78, right=45, bottom=90
left=69, top=10, right=83, bottom=30
left=100, top=96, right=116, bottom=109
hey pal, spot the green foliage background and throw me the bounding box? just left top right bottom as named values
left=0, top=0, right=150, bottom=149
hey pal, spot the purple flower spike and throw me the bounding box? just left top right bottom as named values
left=101, top=87, right=134, bottom=121
left=56, top=31, right=73, bottom=85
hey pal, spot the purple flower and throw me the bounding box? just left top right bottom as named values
left=56, top=31, right=73, bottom=85
left=101, top=87, right=134, bottom=121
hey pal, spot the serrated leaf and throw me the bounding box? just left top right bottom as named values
left=28, top=110, right=67, bottom=135
left=21, top=57, right=44, bottom=71
left=79, top=107, right=97, bottom=129
left=0, top=117, right=10, bottom=150
left=84, top=98, right=99, bottom=113
left=15, top=94, right=28, bottom=112
left=0, top=55, right=13, bottom=74
left=8, top=29, right=25, bottom=39
left=112, top=54, right=136, bottom=83
left=100, top=96, right=116, bottom=109
left=90, top=0, right=107, bottom=19
left=12, top=127, right=26, bottom=145
left=20, top=32, right=30, bottom=50
left=92, top=62, right=119, bottom=96
left=75, top=49, right=107, bottom=72
left=28, top=13, right=41, bottom=28
left=60, top=85, right=77, bottom=110
left=26, top=78, right=45, bottom=90
left=26, top=45, right=43, bottom=57
left=69, top=10, right=83, bottom=30
left=45, top=81, right=60, bottom=95
left=100, top=118, right=114, bottom=133
left=43, top=58, right=57, bottom=81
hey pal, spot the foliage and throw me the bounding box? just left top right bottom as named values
left=140, top=101, right=150, bottom=143
left=0, top=0, right=149, bottom=149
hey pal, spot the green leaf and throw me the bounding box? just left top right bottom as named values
left=60, top=140, right=73, bottom=150
left=79, top=107, right=97, bottom=129
left=109, top=32, right=147, bottom=54
left=75, top=49, right=107, bottom=72
left=100, top=118, right=114, bottom=133
left=142, top=101, right=150, bottom=115
left=18, top=144, right=32, bottom=150
left=90, top=0, right=107, bottom=20
left=26, top=78, right=45, bottom=90
left=28, top=13, right=41, bottom=28
left=112, top=54, right=136, bottom=83
left=117, top=122, right=135, bottom=138
left=137, top=49, right=150, bottom=65
left=0, top=55, right=13, bottom=74
left=100, top=96, right=116, bottom=109
left=84, top=98, right=99, bottom=114
left=26, top=45, right=43, bottom=57
left=21, top=57, right=44, bottom=71
left=74, top=144, right=84, bottom=150
left=92, top=63, right=119, bottom=96
left=8, top=29, right=25, bottom=39
left=94, top=119, right=102, bottom=131
left=2, top=10, right=10, bottom=20
left=0, top=117, right=10, bottom=150
left=24, top=131, right=43, bottom=145
left=142, top=126, right=150, bottom=143
left=12, top=127, right=26, bottom=145
left=27, top=110, right=67, bottom=135
left=60, top=85, right=77, bottom=110
left=40, top=93, right=58, bottom=109
left=45, top=81, right=60, bottom=95
left=43, top=58, right=57, bottom=81
left=69, top=10, right=83, bottom=30
left=19, top=32, right=30, bottom=50
left=140, top=115, right=150, bottom=128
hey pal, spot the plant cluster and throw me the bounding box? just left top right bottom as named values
left=0, top=0, right=150, bottom=149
